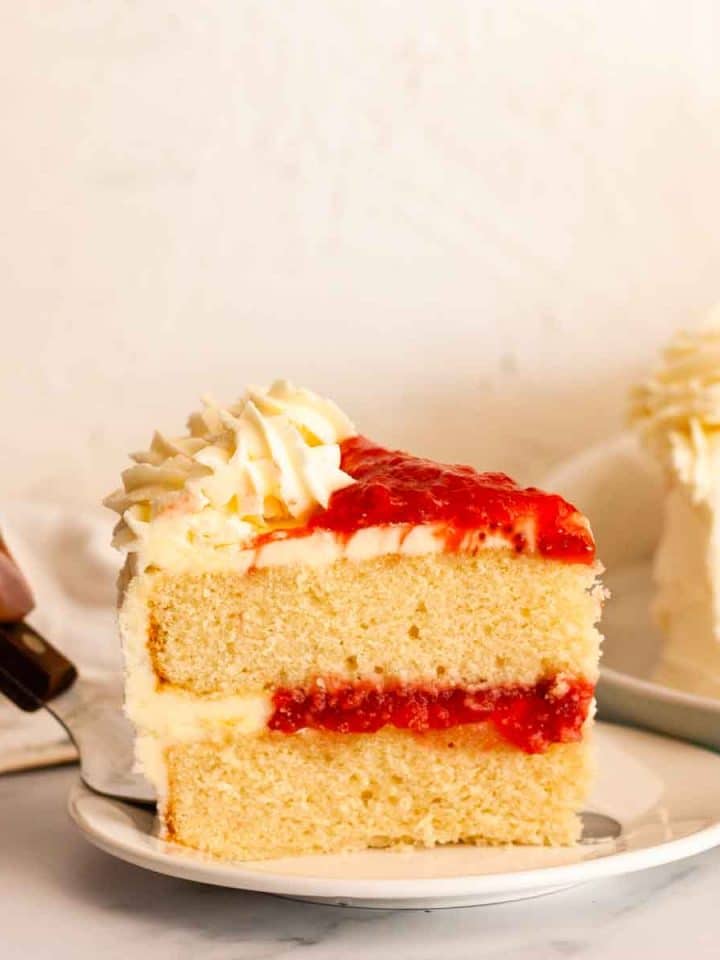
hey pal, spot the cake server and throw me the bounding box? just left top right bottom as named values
left=0, top=620, right=155, bottom=805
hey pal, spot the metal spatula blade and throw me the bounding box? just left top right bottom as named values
left=48, top=672, right=155, bottom=804
left=0, top=621, right=155, bottom=805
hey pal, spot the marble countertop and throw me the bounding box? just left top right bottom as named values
left=3, top=765, right=718, bottom=959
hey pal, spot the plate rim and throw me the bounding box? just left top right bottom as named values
left=601, top=663, right=720, bottom=715
left=68, top=722, right=720, bottom=902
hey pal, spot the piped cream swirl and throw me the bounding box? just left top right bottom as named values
left=630, top=310, right=720, bottom=498
left=105, top=381, right=357, bottom=567
left=631, top=312, right=720, bottom=428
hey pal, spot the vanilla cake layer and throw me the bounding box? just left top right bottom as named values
left=161, top=727, right=592, bottom=859
left=128, top=550, right=602, bottom=699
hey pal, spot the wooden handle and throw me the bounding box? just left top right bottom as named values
left=0, top=621, right=77, bottom=712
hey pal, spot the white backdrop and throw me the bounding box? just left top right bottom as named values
left=3, top=1, right=720, bottom=504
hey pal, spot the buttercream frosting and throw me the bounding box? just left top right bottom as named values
left=105, top=380, right=357, bottom=569
left=630, top=310, right=720, bottom=499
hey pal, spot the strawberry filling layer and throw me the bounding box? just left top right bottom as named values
left=303, top=437, right=595, bottom=564
left=268, top=677, right=594, bottom=754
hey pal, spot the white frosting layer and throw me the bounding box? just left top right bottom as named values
left=105, top=380, right=357, bottom=571
left=122, top=521, right=524, bottom=577
left=651, top=435, right=720, bottom=694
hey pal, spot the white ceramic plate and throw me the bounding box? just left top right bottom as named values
left=68, top=722, right=720, bottom=909
left=545, top=434, right=720, bottom=751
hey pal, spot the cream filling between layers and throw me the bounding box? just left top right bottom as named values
left=126, top=519, right=534, bottom=576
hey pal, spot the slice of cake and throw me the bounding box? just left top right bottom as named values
left=106, top=381, right=603, bottom=860
left=630, top=315, right=720, bottom=696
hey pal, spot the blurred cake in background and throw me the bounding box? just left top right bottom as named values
left=630, top=309, right=720, bottom=697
